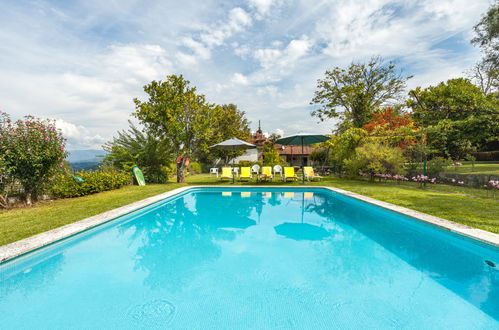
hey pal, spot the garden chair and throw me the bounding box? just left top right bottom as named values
left=273, top=165, right=283, bottom=177
left=239, top=167, right=252, bottom=181
left=251, top=164, right=260, bottom=176
left=283, top=167, right=298, bottom=182
left=220, top=167, right=232, bottom=181
left=210, top=168, right=219, bottom=178
left=260, top=166, right=273, bottom=181
left=304, top=167, right=322, bottom=181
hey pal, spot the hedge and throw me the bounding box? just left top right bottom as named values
left=50, top=169, right=131, bottom=198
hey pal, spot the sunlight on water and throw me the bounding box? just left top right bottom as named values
left=1, top=188, right=498, bottom=329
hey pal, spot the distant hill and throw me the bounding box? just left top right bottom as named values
left=67, top=150, right=107, bottom=163
left=67, top=150, right=107, bottom=171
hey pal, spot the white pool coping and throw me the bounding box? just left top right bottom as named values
left=1, top=185, right=498, bottom=263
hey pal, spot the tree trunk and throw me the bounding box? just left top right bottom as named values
left=177, top=163, right=185, bottom=183
left=0, top=194, right=8, bottom=209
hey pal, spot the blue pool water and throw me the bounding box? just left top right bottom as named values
left=1, top=188, right=498, bottom=329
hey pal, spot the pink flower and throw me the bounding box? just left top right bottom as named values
left=44, top=137, right=50, bottom=141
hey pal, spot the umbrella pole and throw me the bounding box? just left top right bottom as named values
left=301, top=137, right=306, bottom=184
left=301, top=194, right=305, bottom=223
left=232, top=146, right=235, bottom=184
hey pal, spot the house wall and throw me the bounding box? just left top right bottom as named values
left=233, top=148, right=258, bottom=163
left=285, top=155, right=310, bottom=166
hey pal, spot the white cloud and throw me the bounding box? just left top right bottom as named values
left=275, top=128, right=284, bottom=136
left=0, top=0, right=492, bottom=143
left=200, top=7, right=252, bottom=47
left=231, top=73, right=250, bottom=85
left=249, top=0, right=274, bottom=16
left=56, top=119, right=106, bottom=149
left=182, top=37, right=211, bottom=60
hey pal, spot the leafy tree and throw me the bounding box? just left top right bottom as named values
left=103, top=121, right=174, bottom=183
left=407, top=78, right=499, bottom=157
left=262, top=141, right=286, bottom=165
left=200, top=104, right=251, bottom=165
left=311, top=56, right=410, bottom=130
left=467, top=59, right=498, bottom=95
left=268, top=133, right=282, bottom=144
left=469, top=2, right=499, bottom=95
left=344, top=142, right=406, bottom=179
left=0, top=112, right=67, bottom=205
left=472, top=1, right=499, bottom=66
left=363, top=107, right=418, bottom=149
left=324, top=128, right=367, bottom=173
left=134, top=75, right=215, bottom=183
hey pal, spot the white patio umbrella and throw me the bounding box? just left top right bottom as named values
left=210, top=138, right=256, bottom=184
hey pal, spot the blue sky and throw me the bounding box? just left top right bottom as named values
left=0, top=0, right=491, bottom=149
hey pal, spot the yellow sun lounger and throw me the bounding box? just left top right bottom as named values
left=283, top=167, right=297, bottom=182
left=220, top=167, right=232, bottom=181
left=239, top=167, right=252, bottom=181
left=260, top=166, right=273, bottom=181
left=304, top=167, right=322, bottom=181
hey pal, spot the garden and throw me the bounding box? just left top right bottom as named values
left=0, top=3, right=498, bottom=247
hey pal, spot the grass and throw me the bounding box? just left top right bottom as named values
left=441, top=161, right=499, bottom=175
left=1, top=174, right=498, bottom=246
left=0, top=184, right=185, bottom=246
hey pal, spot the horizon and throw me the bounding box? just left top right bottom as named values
left=0, top=0, right=490, bottom=149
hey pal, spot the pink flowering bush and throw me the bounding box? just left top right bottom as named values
left=0, top=111, right=67, bottom=205
left=411, top=175, right=437, bottom=186
left=487, top=180, right=499, bottom=190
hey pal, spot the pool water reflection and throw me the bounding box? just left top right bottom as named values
left=0, top=188, right=498, bottom=329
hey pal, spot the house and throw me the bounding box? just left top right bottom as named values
left=275, top=144, right=315, bottom=166
left=234, top=121, right=317, bottom=165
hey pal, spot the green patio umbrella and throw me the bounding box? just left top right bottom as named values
left=275, top=133, right=331, bottom=184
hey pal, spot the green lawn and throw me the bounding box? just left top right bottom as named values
left=1, top=174, right=498, bottom=246
left=0, top=184, right=185, bottom=246
left=441, top=161, right=499, bottom=175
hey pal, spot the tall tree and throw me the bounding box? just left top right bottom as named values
left=201, top=104, right=251, bottom=164
left=134, top=75, right=214, bottom=183
left=467, top=60, right=498, bottom=95
left=472, top=1, right=499, bottom=65
left=103, top=121, right=174, bottom=183
left=311, top=56, right=410, bottom=130
left=407, top=78, right=499, bottom=158
left=469, top=2, right=499, bottom=94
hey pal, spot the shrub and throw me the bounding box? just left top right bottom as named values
left=0, top=112, right=67, bottom=204
left=50, top=168, right=131, bottom=198
left=188, top=161, right=202, bottom=174
left=426, top=156, right=451, bottom=176
left=344, top=142, right=406, bottom=179
left=472, top=151, right=499, bottom=161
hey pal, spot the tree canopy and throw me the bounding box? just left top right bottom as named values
left=0, top=112, right=67, bottom=204
left=134, top=75, right=214, bottom=182
left=103, top=121, right=174, bottom=183
left=407, top=78, right=499, bottom=158
left=311, top=56, right=410, bottom=130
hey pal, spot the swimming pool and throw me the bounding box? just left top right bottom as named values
left=1, top=187, right=498, bottom=329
